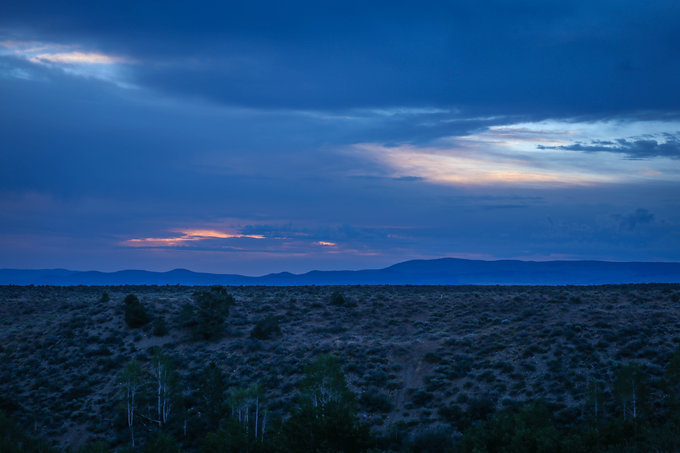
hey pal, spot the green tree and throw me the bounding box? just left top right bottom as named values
left=283, top=354, right=373, bottom=452
left=586, top=379, right=604, bottom=422
left=71, top=441, right=112, bottom=453
left=198, top=362, right=228, bottom=431
left=150, top=348, right=179, bottom=428
left=124, top=294, right=152, bottom=328
left=615, top=362, right=647, bottom=421
left=190, top=287, right=235, bottom=340
left=120, top=360, right=144, bottom=448
left=228, top=383, right=266, bottom=441
left=458, top=403, right=563, bottom=453
left=664, top=346, right=680, bottom=409
left=142, top=432, right=182, bottom=453
left=202, top=419, right=249, bottom=453
left=0, top=410, right=57, bottom=453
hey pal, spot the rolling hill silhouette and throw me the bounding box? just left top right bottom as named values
left=2, top=258, right=680, bottom=285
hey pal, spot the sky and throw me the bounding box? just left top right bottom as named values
left=1, top=0, right=679, bottom=275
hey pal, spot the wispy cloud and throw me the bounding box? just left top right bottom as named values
left=0, top=39, right=131, bottom=64
left=354, top=143, right=618, bottom=186
left=0, top=38, right=133, bottom=86
left=123, top=229, right=265, bottom=247
left=353, top=119, right=680, bottom=187
left=29, top=51, right=128, bottom=65
left=538, top=136, right=680, bottom=159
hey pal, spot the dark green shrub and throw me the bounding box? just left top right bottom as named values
left=458, top=403, right=562, bottom=453
left=123, top=294, right=151, bottom=328
left=466, top=396, right=496, bottom=422
left=187, top=287, right=235, bottom=340
left=438, top=403, right=463, bottom=425
left=410, top=429, right=454, bottom=453
left=72, top=440, right=112, bottom=453
left=100, top=291, right=110, bottom=302
left=329, top=290, right=346, bottom=306
left=359, top=388, right=393, bottom=413
left=410, top=389, right=434, bottom=407
left=142, top=432, right=181, bottom=453
left=0, top=409, right=57, bottom=452
left=424, top=352, right=442, bottom=364
left=203, top=420, right=249, bottom=453
left=250, top=315, right=281, bottom=340
left=152, top=316, right=168, bottom=336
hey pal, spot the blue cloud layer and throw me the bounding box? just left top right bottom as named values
left=1, top=1, right=680, bottom=272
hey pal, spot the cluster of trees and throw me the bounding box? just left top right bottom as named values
left=119, top=349, right=179, bottom=449
left=122, top=288, right=236, bottom=338
left=8, top=347, right=680, bottom=452
left=111, top=353, right=370, bottom=453
left=179, top=287, right=235, bottom=340
left=456, top=351, right=680, bottom=453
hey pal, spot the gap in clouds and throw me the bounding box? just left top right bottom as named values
left=350, top=119, right=680, bottom=187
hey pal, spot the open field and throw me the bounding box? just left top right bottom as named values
left=1, top=284, right=680, bottom=451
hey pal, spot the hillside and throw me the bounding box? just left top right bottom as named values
left=2, top=284, right=680, bottom=451
left=2, top=258, right=680, bottom=285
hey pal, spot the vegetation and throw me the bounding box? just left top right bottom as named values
left=329, top=290, right=346, bottom=306
left=123, top=293, right=152, bottom=328
left=182, top=286, right=235, bottom=340
left=2, top=284, right=680, bottom=451
left=250, top=315, right=281, bottom=340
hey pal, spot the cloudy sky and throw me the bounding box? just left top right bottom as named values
left=1, top=1, right=679, bottom=274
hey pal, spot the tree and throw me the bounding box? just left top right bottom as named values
left=329, top=291, right=346, bottom=306
left=189, top=287, right=235, bottom=340
left=0, top=409, right=57, bottom=453
left=203, top=419, right=250, bottom=453
left=586, top=380, right=604, bottom=422
left=664, top=346, right=680, bottom=408
left=152, top=316, right=168, bottom=336
left=228, top=383, right=266, bottom=441
left=615, top=362, right=647, bottom=421
left=250, top=315, right=281, bottom=340
left=298, top=355, right=354, bottom=410
left=198, top=362, right=228, bottom=431
left=120, top=360, right=144, bottom=448
left=283, top=354, right=373, bottom=452
left=142, top=432, right=181, bottom=453
left=151, top=348, right=178, bottom=428
left=124, top=294, right=152, bottom=328
left=458, top=403, right=562, bottom=453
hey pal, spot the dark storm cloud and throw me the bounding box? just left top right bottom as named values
left=3, top=0, right=680, bottom=117
left=538, top=135, right=680, bottom=159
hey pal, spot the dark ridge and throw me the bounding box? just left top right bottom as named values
left=2, top=258, right=680, bottom=285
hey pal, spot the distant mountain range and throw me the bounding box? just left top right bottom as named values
left=2, top=258, right=680, bottom=286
